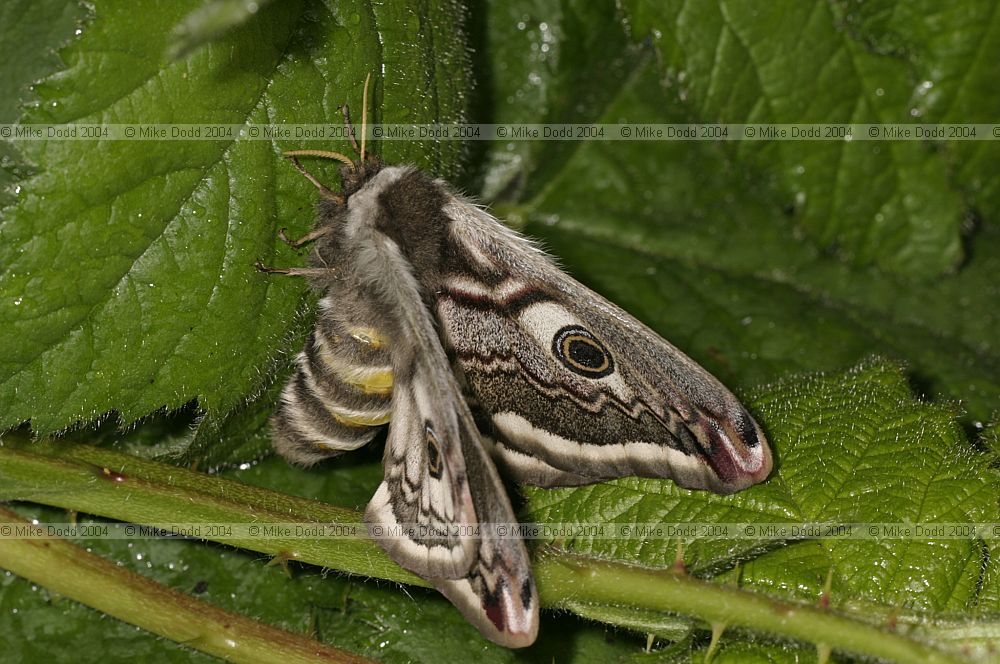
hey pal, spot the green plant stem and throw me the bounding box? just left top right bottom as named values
left=0, top=439, right=423, bottom=586
left=534, top=555, right=967, bottom=664
left=0, top=440, right=985, bottom=663
left=838, top=599, right=1000, bottom=646
left=0, top=506, right=373, bottom=664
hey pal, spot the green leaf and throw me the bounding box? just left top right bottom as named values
left=473, top=0, right=640, bottom=201
left=168, top=0, right=281, bottom=60
left=834, top=0, right=1000, bottom=228
left=737, top=367, right=991, bottom=615
left=0, top=0, right=87, bottom=201
left=0, top=0, right=473, bottom=436
left=311, top=581, right=647, bottom=664
left=618, top=0, right=966, bottom=279
left=701, top=642, right=817, bottom=664
left=0, top=1, right=88, bottom=122
left=528, top=361, right=998, bottom=662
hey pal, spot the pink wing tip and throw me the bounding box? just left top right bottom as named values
left=701, top=408, right=773, bottom=494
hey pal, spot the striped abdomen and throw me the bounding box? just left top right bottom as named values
left=272, top=302, right=394, bottom=466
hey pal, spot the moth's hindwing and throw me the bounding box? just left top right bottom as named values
left=436, top=199, right=773, bottom=495
left=432, top=420, right=540, bottom=648
left=367, top=352, right=538, bottom=646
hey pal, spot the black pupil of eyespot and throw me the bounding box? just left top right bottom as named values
left=553, top=326, right=614, bottom=378
left=568, top=338, right=605, bottom=368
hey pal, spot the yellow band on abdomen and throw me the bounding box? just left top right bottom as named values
left=329, top=404, right=393, bottom=428
left=347, top=326, right=390, bottom=350
left=348, top=368, right=394, bottom=395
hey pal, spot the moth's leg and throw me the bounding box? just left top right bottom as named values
left=278, top=225, right=332, bottom=248
left=287, top=156, right=344, bottom=204
left=254, top=260, right=335, bottom=277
